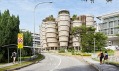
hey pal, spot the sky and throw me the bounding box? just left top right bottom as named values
left=0, top=0, right=119, bottom=33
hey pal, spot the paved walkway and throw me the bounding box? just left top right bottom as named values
left=0, top=62, right=18, bottom=68
left=50, top=53, right=119, bottom=71
left=75, top=56, right=119, bottom=71
left=1, top=55, right=119, bottom=71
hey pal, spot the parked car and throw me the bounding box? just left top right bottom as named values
left=105, top=46, right=119, bottom=50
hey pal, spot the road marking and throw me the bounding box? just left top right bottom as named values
left=50, top=56, right=62, bottom=71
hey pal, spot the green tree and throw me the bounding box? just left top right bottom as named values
left=0, top=10, right=20, bottom=62
left=20, top=31, right=33, bottom=56
left=71, top=25, right=107, bottom=52
left=72, top=14, right=78, bottom=21
left=43, top=15, right=55, bottom=22
left=94, top=32, right=107, bottom=50
left=20, top=31, right=33, bottom=46
left=0, top=10, right=20, bottom=47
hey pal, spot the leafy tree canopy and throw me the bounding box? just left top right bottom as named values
left=0, top=10, right=20, bottom=47
left=43, top=15, right=55, bottom=22
left=71, top=25, right=107, bottom=52
left=20, top=31, right=33, bottom=46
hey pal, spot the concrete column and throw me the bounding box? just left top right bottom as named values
left=78, top=46, right=79, bottom=51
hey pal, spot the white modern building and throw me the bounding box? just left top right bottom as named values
left=20, top=29, right=40, bottom=47
left=40, top=10, right=95, bottom=50
left=32, top=33, right=40, bottom=47
left=97, top=11, right=119, bottom=46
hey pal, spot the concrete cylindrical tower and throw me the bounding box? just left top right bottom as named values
left=86, top=15, right=94, bottom=27
left=40, top=23, right=47, bottom=48
left=72, top=20, right=82, bottom=47
left=45, top=21, right=58, bottom=49
left=58, top=10, right=70, bottom=47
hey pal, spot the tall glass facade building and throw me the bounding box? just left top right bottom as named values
left=97, top=11, right=119, bottom=46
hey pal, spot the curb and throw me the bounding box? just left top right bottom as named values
left=5, top=62, right=35, bottom=71
left=57, top=53, right=100, bottom=71
left=5, top=54, right=45, bottom=71
left=84, top=60, right=101, bottom=71
left=75, top=56, right=100, bottom=71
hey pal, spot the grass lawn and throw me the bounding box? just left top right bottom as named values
left=0, top=62, right=32, bottom=71
left=0, top=54, right=44, bottom=71
left=58, top=52, right=72, bottom=56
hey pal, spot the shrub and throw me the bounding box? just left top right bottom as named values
left=107, top=49, right=114, bottom=56
left=81, top=53, right=91, bottom=56
left=71, top=50, right=75, bottom=55
left=58, top=48, right=65, bottom=53
left=67, top=48, right=73, bottom=52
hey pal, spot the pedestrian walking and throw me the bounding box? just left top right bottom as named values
left=104, top=51, right=108, bottom=63
left=98, top=50, right=104, bottom=65
left=11, top=50, right=17, bottom=64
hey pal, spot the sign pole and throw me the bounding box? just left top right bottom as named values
left=18, top=33, right=23, bottom=64
left=20, top=48, right=21, bottom=64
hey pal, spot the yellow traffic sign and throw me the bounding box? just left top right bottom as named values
left=18, top=33, right=23, bottom=48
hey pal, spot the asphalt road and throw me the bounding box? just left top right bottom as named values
left=17, top=53, right=98, bottom=71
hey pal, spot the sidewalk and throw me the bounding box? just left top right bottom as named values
left=82, top=56, right=119, bottom=71
left=0, top=62, right=18, bottom=68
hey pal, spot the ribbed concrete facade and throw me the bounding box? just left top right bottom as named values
left=86, top=15, right=94, bottom=27
left=40, top=23, right=47, bottom=48
left=46, top=21, right=58, bottom=50
left=58, top=10, right=70, bottom=47
left=40, top=10, right=95, bottom=50
left=72, top=20, right=82, bottom=47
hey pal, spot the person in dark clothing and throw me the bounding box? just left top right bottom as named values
left=98, top=50, right=104, bottom=65
left=11, top=50, right=17, bottom=64
left=104, top=51, right=108, bottom=63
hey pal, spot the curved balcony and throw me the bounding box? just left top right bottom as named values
left=86, top=21, right=94, bottom=26
left=58, top=15, right=70, bottom=21
left=59, top=37, right=68, bottom=41
left=59, top=31, right=69, bottom=36
left=46, top=33, right=57, bottom=38
left=73, top=42, right=80, bottom=46
left=47, top=43, right=58, bottom=47
left=46, top=28, right=57, bottom=33
left=58, top=21, right=70, bottom=27
left=46, top=24, right=56, bottom=28
left=41, top=24, right=46, bottom=28
left=47, top=38, right=57, bottom=42
left=72, top=21, right=82, bottom=27
left=72, top=37, right=79, bottom=42
left=60, top=42, right=68, bottom=46
left=58, top=26, right=69, bottom=31
left=86, top=15, right=94, bottom=21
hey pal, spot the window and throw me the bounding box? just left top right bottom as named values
left=111, top=28, right=113, bottom=34
left=109, top=21, right=113, bottom=28
left=114, top=20, right=118, bottom=27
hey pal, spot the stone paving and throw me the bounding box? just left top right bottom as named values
left=82, top=57, right=119, bottom=71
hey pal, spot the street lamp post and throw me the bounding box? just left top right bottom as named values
left=94, top=38, right=95, bottom=54
left=33, top=2, right=53, bottom=55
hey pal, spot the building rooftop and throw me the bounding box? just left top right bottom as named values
left=97, top=11, right=119, bottom=20
left=58, top=9, right=70, bottom=14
